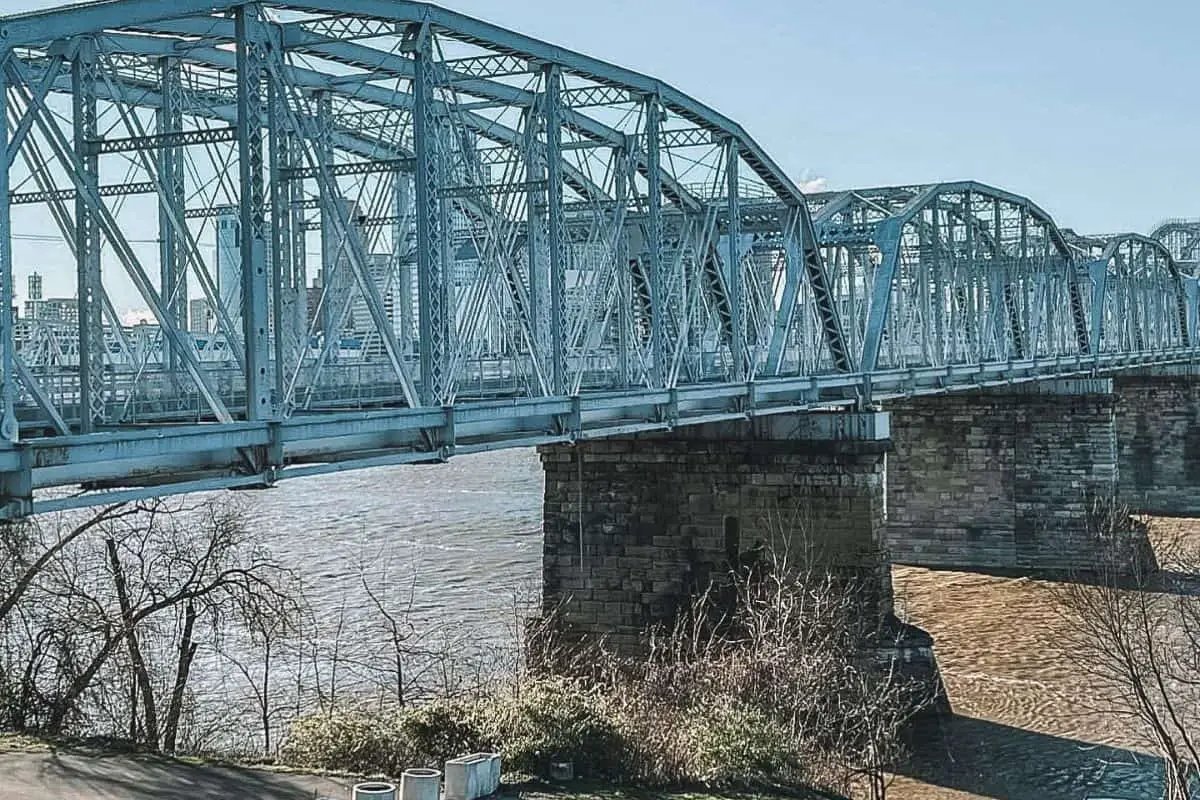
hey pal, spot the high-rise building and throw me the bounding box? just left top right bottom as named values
left=22, top=272, right=77, bottom=324
left=214, top=207, right=272, bottom=327
left=189, top=298, right=214, bottom=334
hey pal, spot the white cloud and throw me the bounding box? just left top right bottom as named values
left=797, top=175, right=828, bottom=194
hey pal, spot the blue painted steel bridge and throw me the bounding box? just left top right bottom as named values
left=0, top=0, right=1194, bottom=516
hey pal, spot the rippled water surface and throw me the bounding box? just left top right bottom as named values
left=244, top=448, right=545, bottom=637
left=236, top=448, right=1184, bottom=798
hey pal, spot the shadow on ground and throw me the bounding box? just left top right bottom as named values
left=897, top=714, right=1163, bottom=800
left=0, top=748, right=351, bottom=800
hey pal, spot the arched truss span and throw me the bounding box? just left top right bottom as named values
left=1078, top=234, right=1192, bottom=354
left=1150, top=219, right=1200, bottom=275
left=809, top=181, right=1090, bottom=373
left=0, top=2, right=1191, bottom=513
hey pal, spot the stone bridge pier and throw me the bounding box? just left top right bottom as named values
left=538, top=411, right=945, bottom=708
left=539, top=412, right=894, bottom=652
left=1115, top=368, right=1200, bottom=518
left=885, top=378, right=1153, bottom=572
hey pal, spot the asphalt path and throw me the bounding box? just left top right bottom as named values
left=0, top=750, right=354, bottom=800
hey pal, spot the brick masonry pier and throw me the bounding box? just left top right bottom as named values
left=1115, top=370, right=1200, bottom=518
left=539, top=412, right=892, bottom=650
left=886, top=379, right=1123, bottom=572
left=538, top=410, right=946, bottom=710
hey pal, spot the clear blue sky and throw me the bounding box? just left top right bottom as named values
left=0, top=0, right=1196, bottom=308
left=434, top=0, right=1198, bottom=235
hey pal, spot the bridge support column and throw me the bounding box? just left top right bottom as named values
left=887, top=379, right=1144, bottom=572
left=539, top=413, right=893, bottom=652
left=1115, top=368, right=1200, bottom=517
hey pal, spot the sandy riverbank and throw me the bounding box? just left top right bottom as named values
left=885, top=518, right=1200, bottom=799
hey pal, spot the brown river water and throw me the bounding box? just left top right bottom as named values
left=231, top=448, right=1182, bottom=799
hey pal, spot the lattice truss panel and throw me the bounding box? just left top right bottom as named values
left=1151, top=219, right=1200, bottom=275
left=0, top=0, right=852, bottom=438
left=807, top=182, right=1194, bottom=372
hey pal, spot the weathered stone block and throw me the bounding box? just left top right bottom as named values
left=1115, top=374, right=1200, bottom=517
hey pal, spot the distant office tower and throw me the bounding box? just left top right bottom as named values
left=189, top=298, right=214, bottom=334
left=214, top=207, right=272, bottom=330
left=24, top=267, right=78, bottom=325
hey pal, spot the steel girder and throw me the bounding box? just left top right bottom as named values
left=0, top=2, right=1189, bottom=515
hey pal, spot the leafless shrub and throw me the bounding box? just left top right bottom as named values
left=527, top=527, right=928, bottom=797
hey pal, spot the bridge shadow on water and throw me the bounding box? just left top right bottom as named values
left=898, top=714, right=1165, bottom=800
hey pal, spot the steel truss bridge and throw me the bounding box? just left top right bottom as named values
left=0, top=0, right=1194, bottom=517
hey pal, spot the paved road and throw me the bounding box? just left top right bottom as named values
left=0, top=750, right=355, bottom=800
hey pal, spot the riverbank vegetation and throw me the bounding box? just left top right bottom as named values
left=0, top=499, right=925, bottom=798
left=283, top=546, right=927, bottom=797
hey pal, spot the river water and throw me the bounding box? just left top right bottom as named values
left=229, top=447, right=1179, bottom=799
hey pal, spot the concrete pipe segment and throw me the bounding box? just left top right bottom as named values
left=400, top=768, right=442, bottom=800
left=352, top=782, right=397, bottom=800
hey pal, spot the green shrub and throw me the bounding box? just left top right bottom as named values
left=393, top=700, right=484, bottom=768
left=279, top=681, right=806, bottom=789
left=679, top=700, right=804, bottom=788
left=475, top=678, right=630, bottom=781
left=279, top=700, right=482, bottom=777
left=280, top=710, right=404, bottom=775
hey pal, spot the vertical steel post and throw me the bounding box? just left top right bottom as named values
left=645, top=96, right=664, bottom=387
left=931, top=208, right=944, bottom=362
left=157, top=57, right=187, bottom=375
left=394, top=171, right=414, bottom=352
left=766, top=206, right=803, bottom=376
left=413, top=36, right=447, bottom=405
left=614, top=148, right=630, bottom=387
left=524, top=104, right=549, bottom=385
left=288, top=126, right=307, bottom=356
left=268, top=77, right=289, bottom=404
left=72, top=42, right=104, bottom=433
left=0, top=58, right=16, bottom=442
left=316, top=91, right=338, bottom=363
left=236, top=4, right=271, bottom=420
left=725, top=137, right=744, bottom=381
left=544, top=65, right=567, bottom=395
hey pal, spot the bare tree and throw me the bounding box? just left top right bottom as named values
left=0, top=498, right=296, bottom=753
left=361, top=568, right=419, bottom=708
left=530, top=517, right=930, bottom=797
left=161, top=600, right=198, bottom=753
left=0, top=503, right=143, bottom=624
